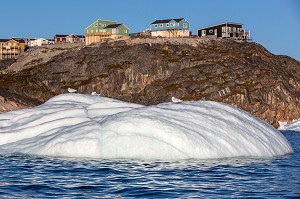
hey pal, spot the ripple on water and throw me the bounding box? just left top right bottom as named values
left=0, top=131, right=299, bottom=198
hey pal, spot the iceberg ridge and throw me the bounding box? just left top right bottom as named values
left=0, top=93, right=293, bottom=160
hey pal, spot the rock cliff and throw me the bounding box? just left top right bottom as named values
left=1, top=37, right=300, bottom=127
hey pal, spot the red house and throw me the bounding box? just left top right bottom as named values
left=54, top=34, right=68, bottom=43
left=54, top=34, right=85, bottom=43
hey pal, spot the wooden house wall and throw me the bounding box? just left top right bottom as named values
left=151, top=19, right=189, bottom=31
left=198, top=23, right=243, bottom=38
left=0, top=39, right=25, bottom=60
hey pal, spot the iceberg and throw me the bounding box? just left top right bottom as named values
left=0, top=93, right=293, bottom=160
left=278, top=119, right=300, bottom=132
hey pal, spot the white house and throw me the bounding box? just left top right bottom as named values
left=29, top=38, right=49, bottom=47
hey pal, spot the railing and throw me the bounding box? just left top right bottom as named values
left=225, top=29, right=248, bottom=34
left=86, top=32, right=112, bottom=36
left=0, top=44, right=22, bottom=60
left=1, top=49, right=20, bottom=54
left=4, top=46, right=20, bottom=50
left=222, top=29, right=250, bottom=40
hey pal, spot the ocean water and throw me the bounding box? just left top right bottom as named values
left=0, top=130, right=299, bottom=198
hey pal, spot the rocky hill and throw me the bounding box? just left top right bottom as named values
left=1, top=37, right=300, bottom=127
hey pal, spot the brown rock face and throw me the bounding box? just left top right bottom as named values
left=0, top=37, right=300, bottom=127
left=0, top=88, right=40, bottom=112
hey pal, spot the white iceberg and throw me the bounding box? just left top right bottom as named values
left=0, top=93, right=293, bottom=160
left=278, top=119, right=300, bottom=132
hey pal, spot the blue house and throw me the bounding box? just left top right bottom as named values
left=150, top=18, right=190, bottom=37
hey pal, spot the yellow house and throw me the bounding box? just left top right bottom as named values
left=0, top=39, right=26, bottom=60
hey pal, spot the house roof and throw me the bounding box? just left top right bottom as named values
left=105, top=24, right=123, bottom=29
left=174, top=18, right=185, bottom=22
left=0, top=39, right=10, bottom=42
left=151, top=19, right=172, bottom=24
left=12, top=38, right=25, bottom=43
left=151, top=18, right=185, bottom=24
left=54, top=34, right=69, bottom=38
left=55, top=34, right=85, bottom=38
left=104, top=23, right=130, bottom=30
left=66, top=34, right=79, bottom=38
left=31, top=38, right=49, bottom=41
left=198, top=22, right=244, bottom=30
left=85, top=19, right=117, bottom=29
left=0, top=39, right=19, bottom=43
left=12, top=37, right=34, bottom=41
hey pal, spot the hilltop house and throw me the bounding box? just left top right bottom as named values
left=12, top=38, right=34, bottom=47
left=29, top=38, right=50, bottom=47
left=54, top=34, right=67, bottom=43
left=54, top=34, right=85, bottom=43
left=0, top=38, right=26, bottom=60
left=150, top=18, right=190, bottom=37
left=197, top=22, right=250, bottom=40
left=85, top=19, right=129, bottom=45
left=66, top=34, right=85, bottom=43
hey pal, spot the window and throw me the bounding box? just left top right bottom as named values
left=160, top=24, right=163, bottom=28
left=183, top=23, right=188, bottom=28
left=154, top=24, right=158, bottom=28
left=202, top=30, right=206, bottom=36
left=170, top=23, right=175, bottom=27
left=209, top=29, right=213, bottom=33
left=124, top=30, right=128, bottom=33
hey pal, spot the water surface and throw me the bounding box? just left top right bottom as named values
left=0, top=131, right=299, bottom=198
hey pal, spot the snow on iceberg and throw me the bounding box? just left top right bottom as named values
left=278, top=119, right=300, bottom=131
left=0, top=93, right=293, bottom=160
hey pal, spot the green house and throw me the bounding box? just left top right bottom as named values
left=85, top=19, right=130, bottom=45
left=85, top=19, right=116, bottom=34
left=104, top=24, right=129, bottom=36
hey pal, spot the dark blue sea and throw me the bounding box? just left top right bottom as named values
left=0, top=130, right=299, bottom=198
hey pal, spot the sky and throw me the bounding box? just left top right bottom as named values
left=1, top=0, right=299, bottom=61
